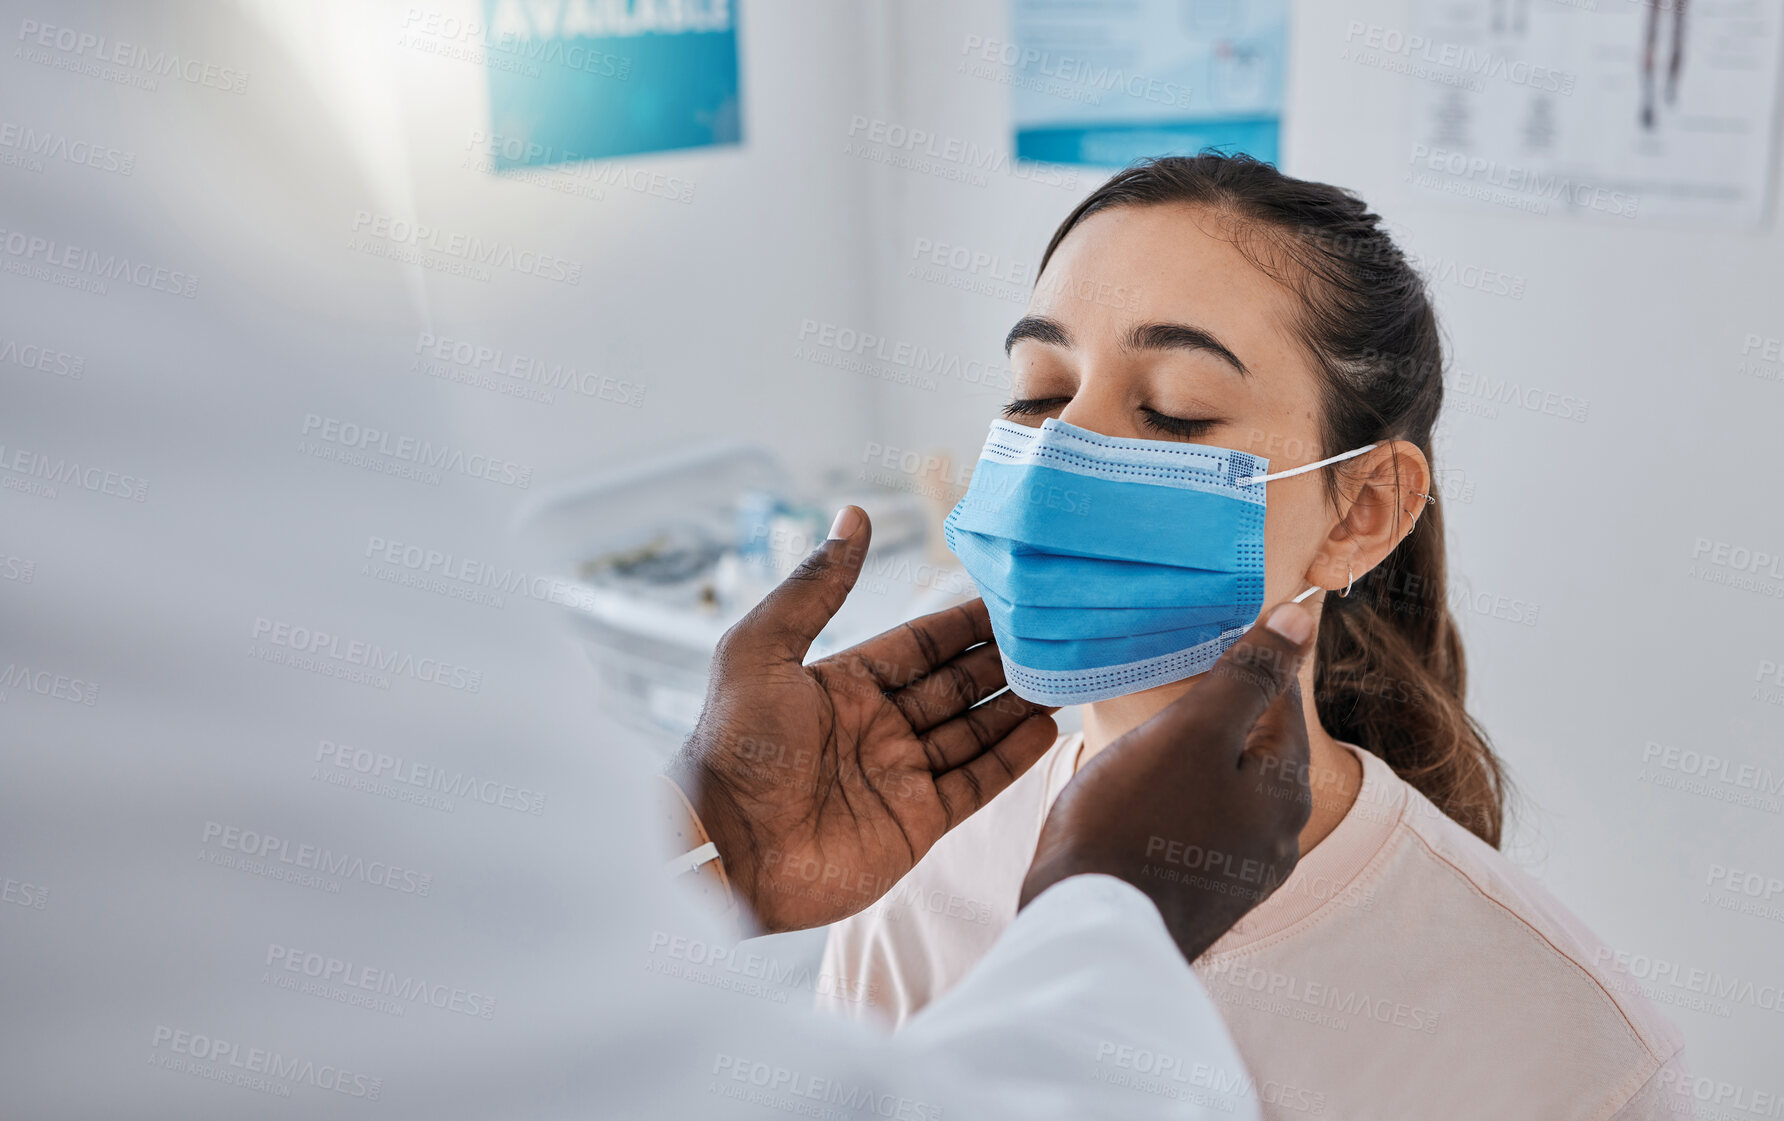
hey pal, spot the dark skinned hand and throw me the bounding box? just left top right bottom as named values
left=1019, top=601, right=1318, bottom=963
left=669, top=507, right=1060, bottom=934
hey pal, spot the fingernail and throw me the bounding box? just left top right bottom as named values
left=1264, top=603, right=1314, bottom=644
left=827, top=506, right=862, bottom=540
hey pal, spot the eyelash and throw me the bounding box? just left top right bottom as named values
left=1002, top=399, right=1219, bottom=440
left=1001, top=397, right=1070, bottom=418
left=1140, top=408, right=1219, bottom=439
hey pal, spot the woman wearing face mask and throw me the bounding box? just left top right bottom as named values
left=818, top=155, right=1689, bottom=1119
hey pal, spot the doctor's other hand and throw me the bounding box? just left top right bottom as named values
left=670, top=506, right=1060, bottom=934
left=1019, top=602, right=1318, bottom=964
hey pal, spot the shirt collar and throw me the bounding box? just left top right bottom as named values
left=1046, top=736, right=1408, bottom=956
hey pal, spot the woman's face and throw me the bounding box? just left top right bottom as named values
left=1004, top=203, right=1348, bottom=614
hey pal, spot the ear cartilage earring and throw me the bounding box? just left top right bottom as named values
left=1339, top=564, right=1354, bottom=598
left=1414, top=491, right=1435, bottom=505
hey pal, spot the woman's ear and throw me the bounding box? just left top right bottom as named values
left=1306, top=441, right=1433, bottom=593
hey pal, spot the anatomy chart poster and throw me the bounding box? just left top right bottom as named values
left=1007, top=0, right=1290, bottom=168
left=1401, top=0, right=1783, bottom=227
left=482, top=0, right=741, bottom=168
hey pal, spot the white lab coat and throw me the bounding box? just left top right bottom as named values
left=0, top=2, right=1255, bottom=1116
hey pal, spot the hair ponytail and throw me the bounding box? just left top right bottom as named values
left=1317, top=494, right=1504, bottom=846
left=1039, top=153, right=1507, bottom=847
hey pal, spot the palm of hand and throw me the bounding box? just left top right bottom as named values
left=692, top=653, right=976, bottom=932
left=677, top=509, right=1319, bottom=959
left=670, top=521, right=1058, bottom=935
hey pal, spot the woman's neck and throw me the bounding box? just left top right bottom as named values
left=1077, top=660, right=1362, bottom=856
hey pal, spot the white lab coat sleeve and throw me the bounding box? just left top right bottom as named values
left=573, top=742, right=1261, bottom=1121
left=606, top=826, right=1258, bottom=1121
left=895, top=874, right=1261, bottom=1121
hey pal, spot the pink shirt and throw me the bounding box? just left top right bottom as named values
left=819, top=734, right=1694, bottom=1120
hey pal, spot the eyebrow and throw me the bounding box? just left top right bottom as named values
left=1003, top=315, right=1250, bottom=377
left=1004, top=315, right=1071, bottom=354
left=1124, top=322, right=1250, bottom=376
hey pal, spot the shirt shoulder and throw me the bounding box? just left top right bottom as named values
left=1368, top=774, right=1692, bottom=1117
left=1396, top=785, right=1685, bottom=1068
left=1199, top=750, right=1693, bottom=1120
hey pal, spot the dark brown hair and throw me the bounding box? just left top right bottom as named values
left=1036, top=153, right=1506, bottom=847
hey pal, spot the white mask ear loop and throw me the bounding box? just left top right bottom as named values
left=1262, top=445, right=1380, bottom=609
left=1236, top=444, right=1378, bottom=487
left=1290, top=566, right=1354, bottom=604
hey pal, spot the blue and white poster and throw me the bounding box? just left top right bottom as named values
left=484, top=0, right=741, bottom=170
left=1006, top=0, right=1288, bottom=168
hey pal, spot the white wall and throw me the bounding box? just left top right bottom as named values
left=862, top=0, right=1784, bottom=1092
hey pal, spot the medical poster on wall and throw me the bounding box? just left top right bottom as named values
left=482, top=0, right=740, bottom=169
left=1399, top=0, right=1783, bottom=226
left=1006, top=0, right=1290, bottom=168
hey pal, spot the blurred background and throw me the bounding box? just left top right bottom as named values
left=4, top=0, right=1782, bottom=1111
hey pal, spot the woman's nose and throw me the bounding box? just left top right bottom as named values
left=1055, top=378, right=1140, bottom=440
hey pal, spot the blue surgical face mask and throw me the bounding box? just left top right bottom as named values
left=944, top=417, right=1375, bottom=706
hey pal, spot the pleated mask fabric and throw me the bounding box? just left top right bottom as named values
left=945, top=417, right=1369, bottom=706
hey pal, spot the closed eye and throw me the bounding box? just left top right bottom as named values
left=1001, top=399, right=1222, bottom=439
left=1140, top=408, right=1219, bottom=440
left=1002, top=397, right=1071, bottom=419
